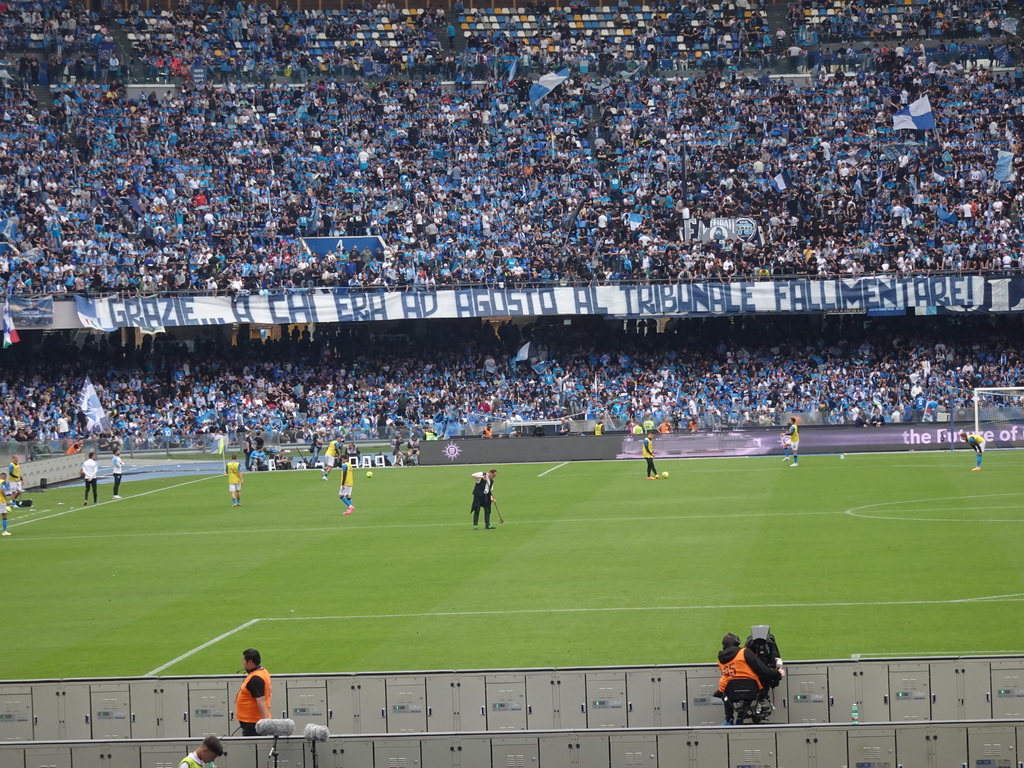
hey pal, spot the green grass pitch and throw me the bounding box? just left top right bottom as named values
left=3, top=450, right=1021, bottom=680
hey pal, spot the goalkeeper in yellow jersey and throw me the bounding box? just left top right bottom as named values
left=961, top=432, right=986, bottom=470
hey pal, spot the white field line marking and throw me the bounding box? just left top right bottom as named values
left=854, top=650, right=1024, bottom=657
left=955, top=592, right=1024, bottom=602
left=149, top=592, right=1024, bottom=674
left=257, top=594, right=1024, bottom=622
left=11, top=475, right=221, bottom=529
left=537, top=462, right=569, bottom=477
left=844, top=492, right=1024, bottom=523
left=146, top=618, right=261, bottom=676
left=22, top=510, right=841, bottom=542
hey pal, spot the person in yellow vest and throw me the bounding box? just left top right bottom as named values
left=594, top=421, right=604, bottom=436
left=961, top=432, right=986, bottom=470
left=786, top=417, right=800, bottom=466
left=236, top=648, right=271, bottom=736
left=226, top=454, right=243, bottom=507
left=321, top=436, right=343, bottom=481
left=179, top=735, right=224, bottom=768
left=642, top=431, right=659, bottom=479
left=716, top=633, right=782, bottom=725
left=1, top=471, right=10, bottom=536
left=631, top=421, right=643, bottom=435
left=642, top=416, right=655, bottom=433
left=339, top=461, right=356, bottom=514
left=7, top=454, right=23, bottom=505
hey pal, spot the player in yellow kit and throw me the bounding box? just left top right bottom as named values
left=786, top=418, right=800, bottom=466
left=338, top=460, right=356, bottom=514
left=961, top=432, right=986, bottom=471
left=226, top=454, right=244, bottom=506
left=321, top=436, right=343, bottom=481
left=1, top=471, right=11, bottom=535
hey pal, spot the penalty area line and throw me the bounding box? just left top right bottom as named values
left=147, top=618, right=262, bottom=676
left=537, top=462, right=569, bottom=477
left=14, top=474, right=221, bottom=529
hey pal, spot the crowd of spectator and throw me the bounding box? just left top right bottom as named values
left=0, top=1, right=1022, bottom=299
left=786, top=0, right=1008, bottom=45
left=117, top=2, right=447, bottom=86
left=4, top=53, right=1024, bottom=295
left=0, top=317, right=1021, bottom=450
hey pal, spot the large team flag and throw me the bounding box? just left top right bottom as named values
left=892, top=96, right=935, bottom=131
left=2, top=301, right=18, bottom=348
left=78, top=377, right=111, bottom=434
left=529, top=68, right=570, bottom=103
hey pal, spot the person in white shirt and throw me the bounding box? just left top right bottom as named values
left=82, top=451, right=99, bottom=506
left=111, top=448, right=124, bottom=499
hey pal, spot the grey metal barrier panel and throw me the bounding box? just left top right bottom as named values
left=4, top=657, right=1024, bottom=742
left=418, top=423, right=1017, bottom=465
left=1, top=721, right=1021, bottom=768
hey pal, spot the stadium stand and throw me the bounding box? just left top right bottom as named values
left=1, top=316, right=1021, bottom=445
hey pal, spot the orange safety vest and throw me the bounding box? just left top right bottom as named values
left=717, top=648, right=762, bottom=692
left=235, top=668, right=272, bottom=723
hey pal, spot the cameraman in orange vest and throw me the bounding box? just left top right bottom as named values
left=716, top=632, right=782, bottom=725
left=236, top=648, right=272, bottom=736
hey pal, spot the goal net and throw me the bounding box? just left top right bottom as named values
left=973, top=387, right=1024, bottom=448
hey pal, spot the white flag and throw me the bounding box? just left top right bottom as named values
left=79, top=377, right=111, bottom=434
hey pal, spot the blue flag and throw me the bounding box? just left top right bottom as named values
left=769, top=170, right=792, bottom=192
left=529, top=68, right=570, bottom=103
left=893, top=96, right=935, bottom=131
left=995, top=149, right=1015, bottom=182
left=936, top=205, right=958, bottom=225
left=361, top=60, right=391, bottom=78
left=79, top=378, right=111, bottom=435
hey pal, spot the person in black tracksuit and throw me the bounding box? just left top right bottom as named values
left=470, top=469, right=497, bottom=530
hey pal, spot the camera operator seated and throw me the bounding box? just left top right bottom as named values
left=274, top=449, right=291, bottom=470
left=715, top=632, right=783, bottom=725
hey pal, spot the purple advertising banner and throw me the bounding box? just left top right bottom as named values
left=615, top=422, right=1024, bottom=459
left=420, top=422, right=1024, bottom=465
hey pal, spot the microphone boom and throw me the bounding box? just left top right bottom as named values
left=255, top=718, right=296, bottom=737
left=304, top=723, right=330, bottom=743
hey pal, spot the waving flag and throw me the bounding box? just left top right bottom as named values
left=2, top=301, right=18, bottom=348
left=529, top=68, right=570, bottom=103
left=514, top=341, right=539, bottom=362
left=936, top=205, right=958, bottom=225
left=1001, top=17, right=1019, bottom=36
left=893, top=96, right=935, bottom=131
left=769, top=170, right=792, bottom=192
left=995, top=149, right=1015, bottom=182
left=78, top=377, right=111, bottom=435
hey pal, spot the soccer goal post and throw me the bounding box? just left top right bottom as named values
left=973, top=387, right=1024, bottom=447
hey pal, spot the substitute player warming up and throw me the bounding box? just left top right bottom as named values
left=962, top=432, right=986, bottom=470
left=339, top=461, right=355, bottom=514
left=226, top=454, right=243, bottom=506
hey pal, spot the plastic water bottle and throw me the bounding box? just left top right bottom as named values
left=851, top=702, right=860, bottom=724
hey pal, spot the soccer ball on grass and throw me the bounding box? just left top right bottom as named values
left=661, top=471, right=669, bottom=478
left=366, top=471, right=373, bottom=478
